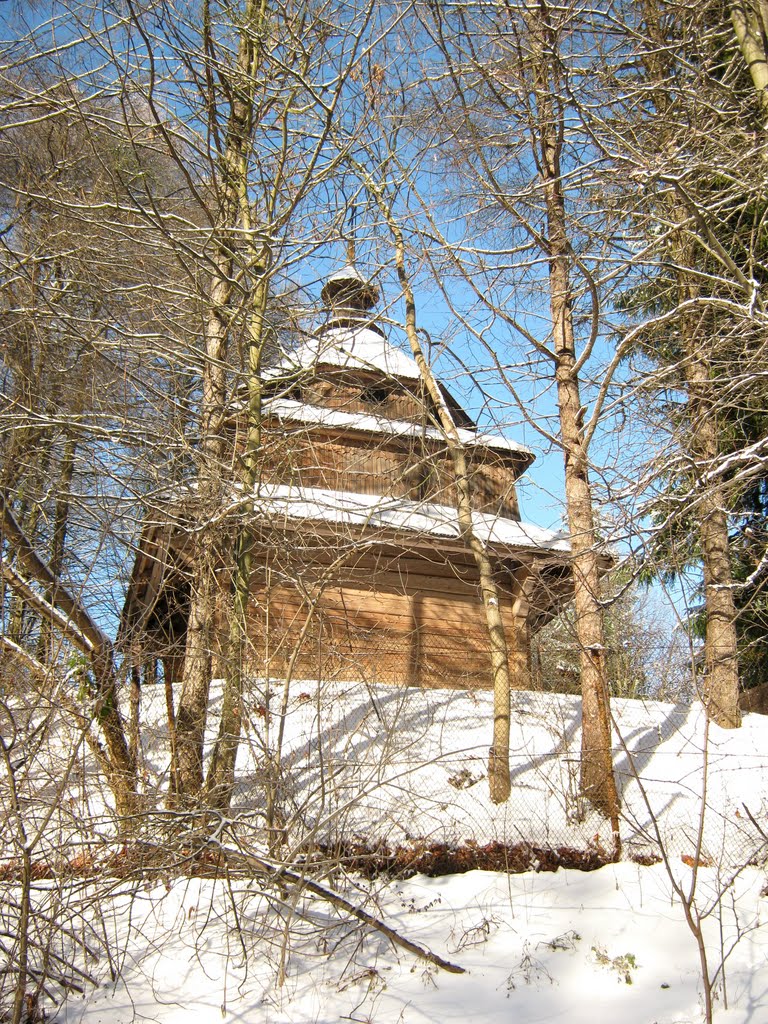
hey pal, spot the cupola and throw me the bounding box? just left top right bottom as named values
left=320, top=264, right=382, bottom=333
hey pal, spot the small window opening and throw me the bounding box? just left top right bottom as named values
left=361, top=383, right=392, bottom=406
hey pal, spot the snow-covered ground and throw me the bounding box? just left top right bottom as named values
left=58, top=861, right=768, bottom=1024
left=4, top=682, right=768, bottom=1022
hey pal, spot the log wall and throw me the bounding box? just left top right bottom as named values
left=259, top=428, right=522, bottom=520
left=130, top=366, right=548, bottom=691
left=241, top=546, right=531, bottom=691
left=283, top=371, right=434, bottom=424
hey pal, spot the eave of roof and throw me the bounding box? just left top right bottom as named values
left=247, top=484, right=570, bottom=555
left=261, top=397, right=534, bottom=462
left=268, top=325, right=422, bottom=381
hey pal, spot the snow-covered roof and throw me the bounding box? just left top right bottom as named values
left=262, top=397, right=534, bottom=460
left=321, top=263, right=380, bottom=306
left=271, top=325, right=422, bottom=380
left=326, top=263, right=369, bottom=287
left=251, top=483, right=570, bottom=553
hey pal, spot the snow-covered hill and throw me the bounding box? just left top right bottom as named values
left=4, top=682, right=768, bottom=1023
left=179, top=680, right=768, bottom=865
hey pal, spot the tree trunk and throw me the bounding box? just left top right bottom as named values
left=680, top=283, right=741, bottom=728
left=381, top=206, right=515, bottom=804
left=38, top=432, right=76, bottom=661
left=206, top=273, right=270, bottom=807
left=171, top=0, right=266, bottom=805
left=170, top=275, right=231, bottom=804
left=730, top=0, right=768, bottom=118
left=553, top=305, right=619, bottom=817
left=641, top=2, right=742, bottom=728
left=530, top=8, right=620, bottom=822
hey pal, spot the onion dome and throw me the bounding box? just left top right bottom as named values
left=270, top=263, right=419, bottom=379
left=321, top=264, right=380, bottom=327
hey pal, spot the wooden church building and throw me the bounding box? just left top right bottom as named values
left=121, top=265, right=573, bottom=690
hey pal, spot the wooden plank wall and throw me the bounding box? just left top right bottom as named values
left=292, top=373, right=432, bottom=424
left=259, top=430, right=522, bottom=520
left=242, top=548, right=531, bottom=691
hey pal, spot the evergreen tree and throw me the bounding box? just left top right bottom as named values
left=606, top=0, right=768, bottom=714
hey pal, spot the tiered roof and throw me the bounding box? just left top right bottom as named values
left=260, top=263, right=569, bottom=557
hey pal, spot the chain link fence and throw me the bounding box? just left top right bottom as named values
left=2, top=653, right=766, bottom=875
left=213, top=657, right=768, bottom=873
left=1, top=646, right=767, bottom=1021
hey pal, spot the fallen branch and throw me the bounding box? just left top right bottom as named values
left=223, top=844, right=466, bottom=974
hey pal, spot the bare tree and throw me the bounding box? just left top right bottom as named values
left=0, top=0, right=384, bottom=818
left=0, top=70, right=194, bottom=815
left=368, top=181, right=519, bottom=805
left=124, top=0, right=380, bottom=808
left=406, top=0, right=622, bottom=823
